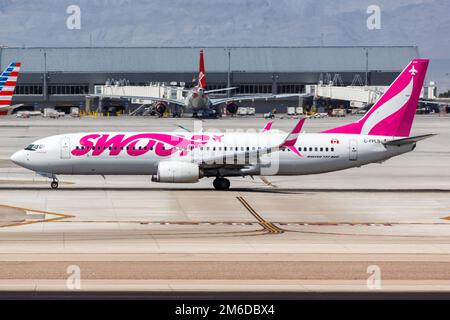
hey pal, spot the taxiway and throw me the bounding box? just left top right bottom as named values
left=0, top=115, right=449, bottom=294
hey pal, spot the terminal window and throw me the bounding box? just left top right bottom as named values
left=236, top=84, right=272, bottom=94
left=48, top=85, right=89, bottom=95
left=277, top=84, right=303, bottom=94
left=206, top=84, right=227, bottom=91
left=14, top=85, right=43, bottom=95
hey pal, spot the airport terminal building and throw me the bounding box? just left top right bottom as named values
left=0, top=46, right=419, bottom=112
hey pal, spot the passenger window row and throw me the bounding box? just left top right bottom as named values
left=200, top=147, right=261, bottom=152
left=295, top=147, right=335, bottom=152
left=198, top=147, right=335, bottom=153
left=75, top=146, right=157, bottom=151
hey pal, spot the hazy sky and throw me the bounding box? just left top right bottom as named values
left=1, top=0, right=449, bottom=90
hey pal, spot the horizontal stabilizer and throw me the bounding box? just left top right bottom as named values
left=384, top=134, right=437, bottom=146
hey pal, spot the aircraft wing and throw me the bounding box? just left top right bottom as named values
left=205, top=87, right=238, bottom=94
left=88, top=94, right=185, bottom=107
left=210, top=93, right=310, bottom=106
left=0, top=104, right=24, bottom=111
left=419, top=99, right=450, bottom=106
left=196, top=118, right=306, bottom=166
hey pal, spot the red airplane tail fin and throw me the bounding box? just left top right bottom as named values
left=198, top=49, right=206, bottom=89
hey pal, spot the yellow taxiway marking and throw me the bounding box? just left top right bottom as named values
left=0, top=204, right=75, bottom=228
left=237, top=196, right=284, bottom=234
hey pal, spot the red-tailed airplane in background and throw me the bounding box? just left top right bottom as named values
left=97, top=49, right=306, bottom=118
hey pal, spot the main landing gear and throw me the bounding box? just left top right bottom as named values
left=50, top=178, right=59, bottom=189
left=213, top=177, right=231, bottom=191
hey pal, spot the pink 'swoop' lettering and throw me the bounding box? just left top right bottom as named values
left=71, top=133, right=210, bottom=157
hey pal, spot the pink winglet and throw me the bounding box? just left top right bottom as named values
left=262, top=122, right=273, bottom=133
left=281, top=118, right=306, bottom=148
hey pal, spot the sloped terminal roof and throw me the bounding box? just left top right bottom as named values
left=0, top=46, right=419, bottom=73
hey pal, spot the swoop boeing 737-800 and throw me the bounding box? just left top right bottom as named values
left=11, top=59, right=434, bottom=190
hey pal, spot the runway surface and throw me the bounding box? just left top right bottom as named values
left=0, top=115, right=449, bottom=295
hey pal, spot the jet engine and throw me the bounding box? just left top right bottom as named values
left=226, top=102, right=239, bottom=115
left=152, top=162, right=202, bottom=183
left=153, top=101, right=168, bottom=116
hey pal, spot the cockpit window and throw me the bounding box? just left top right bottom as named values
left=25, top=144, right=37, bottom=151
left=24, top=144, right=44, bottom=151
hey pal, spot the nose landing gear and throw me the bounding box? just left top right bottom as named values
left=213, top=177, right=231, bottom=191
left=37, top=173, right=60, bottom=189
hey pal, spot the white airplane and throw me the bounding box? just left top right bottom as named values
left=96, top=49, right=306, bottom=117
left=11, top=59, right=434, bottom=190
left=0, top=62, right=22, bottom=116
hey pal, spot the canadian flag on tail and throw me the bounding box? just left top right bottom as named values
left=0, top=62, right=21, bottom=115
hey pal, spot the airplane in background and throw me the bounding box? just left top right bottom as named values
left=96, top=49, right=306, bottom=118
left=0, top=62, right=23, bottom=116
left=11, top=59, right=435, bottom=190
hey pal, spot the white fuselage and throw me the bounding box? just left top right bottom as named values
left=185, top=87, right=211, bottom=111
left=11, top=131, right=414, bottom=178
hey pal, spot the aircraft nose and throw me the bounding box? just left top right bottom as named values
left=10, top=150, right=26, bottom=167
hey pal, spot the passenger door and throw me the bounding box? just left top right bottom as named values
left=60, top=137, right=71, bottom=159
left=349, top=139, right=358, bottom=161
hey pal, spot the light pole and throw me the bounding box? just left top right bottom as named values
left=43, top=50, right=48, bottom=103
left=225, top=48, right=232, bottom=98
left=365, top=48, right=369, bottom=86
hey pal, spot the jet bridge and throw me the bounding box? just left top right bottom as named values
left=306, top=84, right=387, bottom=108
left=89, top=84, right=186, bottom=114
left=93, top=84, right=186, bottom=102
left=306, top=81, right=437, bottom=109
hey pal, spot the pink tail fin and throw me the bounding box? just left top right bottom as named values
left=322, top=59, right=429, bottom=137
